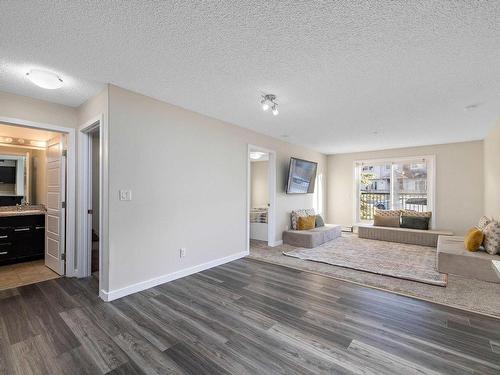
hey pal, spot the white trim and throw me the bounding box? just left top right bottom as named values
left=353, top=155, right=436, bottom=228
left=247, top=144, right=277, bottom=249
left=0, top=116, right=76, bottom=277
left=99, top=250, right=248, bottom=302
left=77, top=114, right=108, bottom=298
left=268, top=240, right=283, bottom=247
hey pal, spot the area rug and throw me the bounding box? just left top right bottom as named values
left=282, top=236, right=447, bottom=286
left=249, top=237, right=500, bottom=318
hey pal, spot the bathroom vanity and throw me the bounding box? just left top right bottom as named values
left=0, top=207, right=46, bottom=265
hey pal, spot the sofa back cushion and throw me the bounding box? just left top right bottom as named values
left=291, top=209, right=315, bottom=230
left=297, top=216, right=316, bottom=230
left=374, top=209, right=400, bottom=217
left=373, top=215, right=400, bottom=228
left=401, top=210, right=432, bottom=218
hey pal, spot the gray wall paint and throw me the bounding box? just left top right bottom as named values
left=484, top=119, right=500, bottom=220
left=327, top=141, right=484, bottom=235
left=106, top=85, right=327, bottom=291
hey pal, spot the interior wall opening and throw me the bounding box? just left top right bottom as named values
left=0, top=122, right=69, bottom=290
left=249, top=150, right=269, bottom=246
left=90, top=129, right=100, bottom=274
left=247, top=145, right=277, bottom=250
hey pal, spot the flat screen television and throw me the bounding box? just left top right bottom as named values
left=286, top=157, right=318, bottom=194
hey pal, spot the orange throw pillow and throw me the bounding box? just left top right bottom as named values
left=464, top=227, right=484, bottom=252
left=297, top=215, right=316, bottom=230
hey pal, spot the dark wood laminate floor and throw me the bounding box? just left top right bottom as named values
left=1, top=258, right=500, bottom=374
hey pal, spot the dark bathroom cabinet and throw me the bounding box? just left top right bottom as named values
left=0, top=214, right=45, bottom=265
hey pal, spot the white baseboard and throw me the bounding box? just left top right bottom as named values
left=269, top=240, right=283, bottom=247
left=99, top=250, right=248, bottom=302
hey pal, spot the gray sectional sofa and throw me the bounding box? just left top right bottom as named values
left=283, top=224, right=341, bottom=248
left=437, top=236, right=500, bottom=283
left=358, top=224, right=453, bottom=247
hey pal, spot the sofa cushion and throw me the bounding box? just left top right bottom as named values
left=297, top=216, right=315, bottom=230
left=291, top=209, right=315, bottom=230
left=401, top=216, right=430, bottom=230
left=283, top=225, right=341, bottom=248
left=437, top=236, right=499, bottom=283
left=464, top=228, right=484, bottom=252
left=358, top=224, right=452, bottom=247
left=483, top=221, right=500, bottom=255
left=373, top=214, right=400, bottom=228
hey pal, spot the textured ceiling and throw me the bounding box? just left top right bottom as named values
left=1, top=1, right=499, bottom=154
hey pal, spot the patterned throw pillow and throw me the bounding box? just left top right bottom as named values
left=291, top=209, right=315, bottom=230
left=401, top=210, right=432, bottom=218
left=374, top=209, right=400, bottom=217
left=483, top=221, right=500, bottom=255
left=477, top=216, right=491, bottom=230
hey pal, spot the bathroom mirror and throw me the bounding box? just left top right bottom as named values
left=0, top=147, right=47, bottom=207
left=0, top=154, right=27, bottom=206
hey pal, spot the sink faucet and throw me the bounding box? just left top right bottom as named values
left=17, top=202, right=30, bottom=211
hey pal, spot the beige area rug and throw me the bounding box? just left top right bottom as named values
left=249, top=236, right=500, bottom=318
left=283, top=236, right=447, bottom=286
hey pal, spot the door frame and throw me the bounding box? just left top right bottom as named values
left=77, top=114, right=108, bottom=294
left=0, top=116, right=77, bottom=276
left=247, top=144, right=278, bottom=250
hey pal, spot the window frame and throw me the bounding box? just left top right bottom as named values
left=353, top=155, right=436, bottom=229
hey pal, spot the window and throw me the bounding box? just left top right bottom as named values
left=354, top=156, right=435, bottom=226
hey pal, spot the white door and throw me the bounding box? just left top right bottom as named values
left=45, top=135, right=66, bottom=274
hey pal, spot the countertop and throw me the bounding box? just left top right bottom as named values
left=0, top=205, right=46, bottom=217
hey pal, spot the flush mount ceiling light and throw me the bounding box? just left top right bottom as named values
left=260, top=94, right=279, bottom=116
left=249, top=151, right=266, bottom=160
left=26, top=69, right=63, bottom=89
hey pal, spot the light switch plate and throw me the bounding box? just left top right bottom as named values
left=119, top=190, right=132, bottom=201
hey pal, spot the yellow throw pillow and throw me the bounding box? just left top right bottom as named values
left=464, top=228, right=484, bottom=252
left=297, top=215, right=316, bottom=230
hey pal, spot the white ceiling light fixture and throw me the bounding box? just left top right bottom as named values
left=249, top=151, right=266, bottom=160
left=260, top=94, right=279, bottom=116
left=26, top=69, right=63, bottom=89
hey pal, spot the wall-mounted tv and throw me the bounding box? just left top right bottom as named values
left=286, top=157, right=318, bottom=194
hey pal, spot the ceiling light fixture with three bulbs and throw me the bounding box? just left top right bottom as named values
left=260, top=94, right=279, bottom=116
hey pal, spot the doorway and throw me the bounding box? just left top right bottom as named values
left=247, top=145, right=276, bottom=251
left=90, top=130, right=100, bottom=274
left=0, top=121, right=74, bottom=290
left=77, top=115, right=105, bottom=288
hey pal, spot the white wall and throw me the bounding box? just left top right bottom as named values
left=250, top=160, right=268, bottom=208
left=106, top=85, right=327, bottom=293
left=0, top=91, right=77, bottom=128
left=484, top=119, right=500, bottom=220
left=327, top=141, right=484, bottom=235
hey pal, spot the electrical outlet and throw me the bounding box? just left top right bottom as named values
left=179, top=248, right=186, bottom=258
left=119, top=190, right=132, bottom=201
